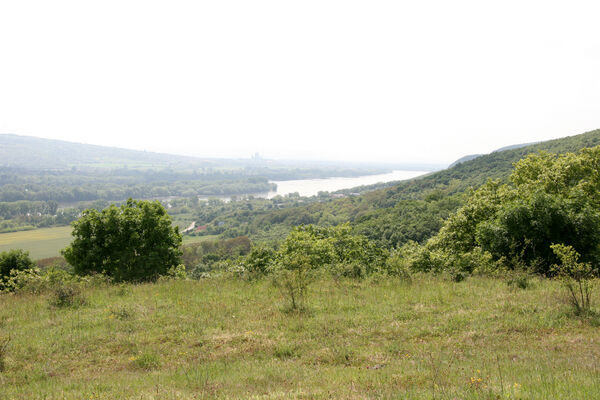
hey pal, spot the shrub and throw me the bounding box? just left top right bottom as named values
left=243, top=246, right=275, bottom=279
left=0, top=249, right=35, bottom=291
left=62, top=199, right=182, bottom=282
left=551, top=243, right=596, bottom=315
left=49, top=284, right=87, bottom=308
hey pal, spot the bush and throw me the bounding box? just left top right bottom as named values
left=49, top=284, right=87, bottom=308
left=0, top=249, right=35, bottom=291
left=62, top=199, right=182, bottom=282
left=551, top=243, right=596, bottom=315
left=243, top=246, right=275, bottom=279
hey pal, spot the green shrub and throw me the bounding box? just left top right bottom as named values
left=62, top=199, right=182, bottom=282
left=243, top=246, right=275, bottom=279
left=551, top=244, right=596, bottom=315
left=0, top=249, right=35, bottom=291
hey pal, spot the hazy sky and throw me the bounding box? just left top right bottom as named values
left=1, top=1, right=599, bottom=164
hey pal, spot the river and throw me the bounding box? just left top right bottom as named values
left=262, top=170, right=428, bottom=198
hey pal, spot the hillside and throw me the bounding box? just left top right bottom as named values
left=1, top=276, right=599, bottom=399
left=0, top=134, right=214, bottom=170
left=203, top=129, right=600, bottom=247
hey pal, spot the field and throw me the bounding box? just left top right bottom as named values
left=0, top=226, right=73, bottom=259
left=0, top=222, right=207, bottom=259
left=1, top=275, right=599, bottom=399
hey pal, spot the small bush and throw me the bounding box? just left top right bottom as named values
left=160, top=264, right=187, bottom=281
left=0, top=249, right=35, bottom=291
left=551, top=244, right=595, bottom=315
left=243, top=246, right=275, bottom=279
left=49, top=285, right=87, bottom=308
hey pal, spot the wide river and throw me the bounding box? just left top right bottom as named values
left=264, top=170, right=428, bottom=198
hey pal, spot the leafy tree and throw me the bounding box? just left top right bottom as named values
left=0, top=249, right=35, bottom=290
left=431, top=147, right=600, bottom=275
left=62, top=199, right=182, bottom=282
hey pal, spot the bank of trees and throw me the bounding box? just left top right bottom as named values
left=400, top=147, right=600, bottom=277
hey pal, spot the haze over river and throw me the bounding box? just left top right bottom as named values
left=265, top=170, right=428, bottom=198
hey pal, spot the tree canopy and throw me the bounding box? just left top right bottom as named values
left=62, top=199, right=182, bottom=282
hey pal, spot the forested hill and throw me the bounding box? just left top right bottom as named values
left=224, top=129, right=600, bottom=248
left=378, top=128, right=600, bottom=201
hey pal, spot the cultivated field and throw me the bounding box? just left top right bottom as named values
left=0, top=224, right=208, bottom=260
left=0, top=226, right=72, bottom=259
left=1, top=275, right=599, bottom=399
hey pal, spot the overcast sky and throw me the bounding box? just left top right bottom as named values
left=1, top=1, right=599, bottom=164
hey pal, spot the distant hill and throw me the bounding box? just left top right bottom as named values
left=0, top=134, right=223, bottom=170
left=448, top=141, right=540, bottom=168
left=448, top=154, right=482, bottom=168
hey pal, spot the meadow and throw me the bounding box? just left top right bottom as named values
left=0, top=226, right=73, bottom=259
left=1, top=275, right=599, bottom=399
left=0, top=222, right=206, bottom=260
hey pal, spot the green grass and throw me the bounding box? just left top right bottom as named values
left=1, top=275, right=599, bottom=399
left=0, top=226, right=72, bottom=259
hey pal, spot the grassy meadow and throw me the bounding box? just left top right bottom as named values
left=1, top=275, right=599, bottom=399
left=0, top=223, right=209, bottom=260
left=0, top=226, right=73, bottom=259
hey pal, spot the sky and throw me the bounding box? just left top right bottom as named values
left=1, top=1, right=599, bottom=165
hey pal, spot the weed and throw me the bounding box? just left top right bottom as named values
left=273, top=343, right=298, bottom=360
left=507, top=274, right=531, bottom=290
left=109, top=305, right=135, bottom=320
left=49, top=285, right=86, bottom=308
left=131, top=352, right=160, bottom=370
left=0, top=335, right=10, bottom=372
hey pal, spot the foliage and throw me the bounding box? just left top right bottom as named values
left=3, top=276, right=600, bottom=398
left=62, top=199, right=182, bottom=282
left=551, top=244, right=595, bottom=315
left=430, top=147, right=600, bottom=275
left=270, top=224, right=386, bottom=309
left=49, top=284, right=87, bottom=308
left=0, top=249, right=35, bottom=291
left=242, top=245, right=276, bottom=279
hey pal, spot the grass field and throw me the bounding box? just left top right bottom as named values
left=0, top=221, right=206, bottom=260
left=0, top=226, right=73, bottom=259
left=1, top=275, right=599, bottom=399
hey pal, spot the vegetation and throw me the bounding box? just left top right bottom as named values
left=62, top=199, right=182, bottom=282
left=2, top=129, right=600, bottom=398
left=1, top=276, right=599, bottom=399
left=0, top=249, right=35, bottom=290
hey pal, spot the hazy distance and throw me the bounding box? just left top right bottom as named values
left=1, top=1, right=599, bottom=164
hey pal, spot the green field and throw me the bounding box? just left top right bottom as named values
left=0, top=226, right=217, bottom=260
left=0, top=226, right=73, bottom=259
left=1, top=275, right=599, bottom=399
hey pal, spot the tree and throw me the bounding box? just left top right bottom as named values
left=62, top=199, right=182, bottom=282
left=431, top=147, right=600, bottom=275
left=0, top=249, right=35, bottom=289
